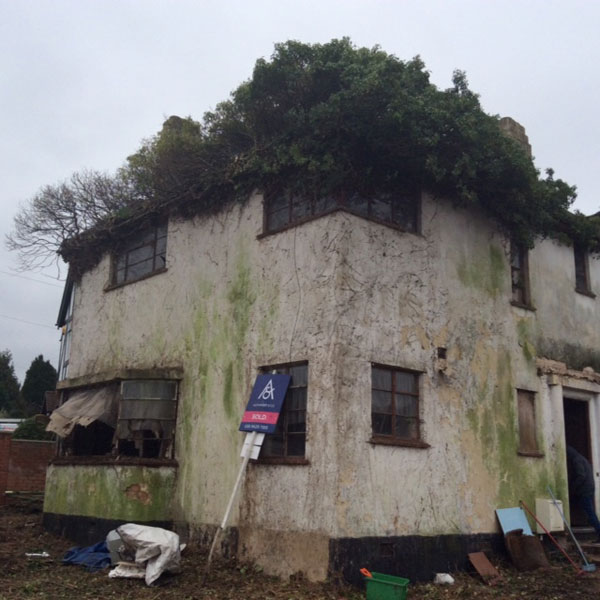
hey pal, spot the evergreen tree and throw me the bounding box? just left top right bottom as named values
left=0, top=350, right=23, bottom=417
left=21, top=355, right=57, bottom=415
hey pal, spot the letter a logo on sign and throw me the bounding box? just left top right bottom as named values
left=257, top=378, right=275, bottom=401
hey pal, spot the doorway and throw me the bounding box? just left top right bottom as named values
left=563, top=397, right=592, bottom=526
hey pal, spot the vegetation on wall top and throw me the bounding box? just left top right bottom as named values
left=7, top=38, right=599, bottom=277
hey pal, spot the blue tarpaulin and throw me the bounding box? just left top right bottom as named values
left=62, top=541, right=111, bottom=572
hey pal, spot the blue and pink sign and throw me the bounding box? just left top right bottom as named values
left=239, top=374, right=291, bottom=433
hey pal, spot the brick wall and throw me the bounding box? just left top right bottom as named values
left=0, top=433, right=55, bottom=504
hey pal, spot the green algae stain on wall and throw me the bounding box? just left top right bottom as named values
left=176, top=245, right=258, bottom=521
left=466, top=348, right=568, bottom=510
left=517, top=318, right=537, bottom=365
left=457, top=243, right=506, bottom=298
left=44, top=465, right=176, bottom=521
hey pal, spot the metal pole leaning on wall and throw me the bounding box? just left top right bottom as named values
left=202, top=430, right=257, bottom=584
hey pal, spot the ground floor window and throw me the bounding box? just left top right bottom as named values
left=260, top=362, right=308, bottom=461
left=47, top=379, right=178, bottom=460
left=371, top=364, right=427, bottom=447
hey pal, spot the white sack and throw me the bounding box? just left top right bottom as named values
left=116, top=523, right=181, bottom=586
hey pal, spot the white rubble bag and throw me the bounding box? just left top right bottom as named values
left=108, top=523, right=182, bottom=586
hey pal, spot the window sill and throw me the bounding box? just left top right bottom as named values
left=510, top=300, right=536, bottom=312
left=104, top=267, right=168, bottom=292
left=369, top=436, right=430, bottom=449
left=51, top=455, right=178, bottom=467
left=252, top=456, right=309, bottom=465
left=518, top=450, right=544, bottom=458
left=575, top=288, right=596, bottom=299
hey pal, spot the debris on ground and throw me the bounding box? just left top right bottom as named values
left=2, top=500, right=600, bottom=599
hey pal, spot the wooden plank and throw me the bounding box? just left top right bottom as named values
left=468, top=551, right=501, bottom=585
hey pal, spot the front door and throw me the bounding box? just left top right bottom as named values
left=563, top=397, right=592, bottom=526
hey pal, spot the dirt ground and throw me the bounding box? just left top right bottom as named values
left=2, top=500, right=600, bottom=600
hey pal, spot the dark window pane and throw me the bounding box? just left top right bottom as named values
left=390, top=193, right=418, bottom=231
left=156, top=235, right=167, bottom=257
left=288, top=388, right=306, bottom=411
left=127, top=258, right=154, bottom=280
left=291, top=197, right=311, bottom=220
left=267, top=207, right=290, bottom=231
left=371, top=196, right=392, bottom=221
left=372, top=390, right=392, bottom=413
left=394, top=371, right=417, bottom=394
left=372, top=367, right=393, bottom=391
left=395, top=394, right=417, bottom=417
left=315, top=195, right=338, bottom=213
left=288, top=364, right=308, bottom=387
left=263, top=434, right=284, bottom=456
left=287, top=411, right=306, bottom=433
left=287, top=434, right=305, bottom=456
left=372, top=412, right=392, bottom=436
left=115, top=268, right=126, bottom=285
left=128, top=244, right=154, bottom=266
left=347, top=192, right=369, bottom=216
left=268, top=194, right=289, bottom=213
left=120, top=399, right=176, bottom=420
left=395, top=416, right=418, bottom=440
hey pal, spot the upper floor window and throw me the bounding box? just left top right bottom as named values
left=574, top=244, right=594, bottom=296
left=510, top=241, right=532, bottom=308
left=112, top=223, right=167, bottom=286
left=264, top=190, right=419, bottom=235
left=371, top=365, right=428, bottom=448
left=260, top=362, right=308, bottom=462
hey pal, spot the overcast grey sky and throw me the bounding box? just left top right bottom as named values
left=1, top=0, right=599, bottom=383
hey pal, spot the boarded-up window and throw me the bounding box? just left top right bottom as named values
left=518, top=390, right=539, bottom=455
left=260, top=363, right=307, bottom=460
left=574, top=245, right=593, bottom=295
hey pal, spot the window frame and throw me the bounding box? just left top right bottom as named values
left=510, top=240, right=534, bottom=309
left=517, top=389, right=543, bottom=458
left=370, top=364, right=429, bottom=449
left=262, top=189, right=421, bottom=237
left=108, top=222, right=168, bottom=289
left=574, top=244, right=595, bottom=297
left=257, top=361, right=309, bottom=465
left=54, top=378, right=179, bottom=463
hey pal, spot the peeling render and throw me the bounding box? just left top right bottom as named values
left=45, top=192, right=600, bottom=581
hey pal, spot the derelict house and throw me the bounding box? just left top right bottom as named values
left=43, top=120, right=600, bottom=583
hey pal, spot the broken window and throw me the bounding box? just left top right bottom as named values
left=574, top=245, right=593, bottom=295
left=517, top=389, right=541, bottom=456
left=264, top=190, right=419, bottom=234
left=260, top=363, right=307, bottom=461
left=48, top=379, right=178, bottom=460
left=117, top=380, right=178, bottom=459
left=510, top=241, right=532, bottom=307
left=112, top=223, right=168, bottom=286
left=371, top=365, right=424, bottom=445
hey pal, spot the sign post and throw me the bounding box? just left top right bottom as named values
left=203, top=373, right=291, bottom=582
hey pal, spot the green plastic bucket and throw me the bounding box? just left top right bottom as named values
left=364, top=571, right=409, bottom=600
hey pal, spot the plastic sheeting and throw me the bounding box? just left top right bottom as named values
left=46, top=385, right=118, bottom=438
left=110, top=523, right=181, bottom=586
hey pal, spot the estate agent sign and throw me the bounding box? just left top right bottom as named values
left=239, top=373, right=291, bottom=433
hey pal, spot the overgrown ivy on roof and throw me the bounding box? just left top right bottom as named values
left=8, top=38, right=600, bottom=277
